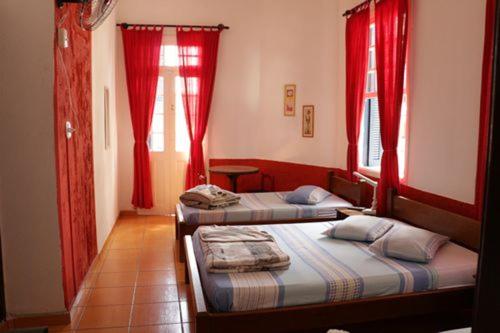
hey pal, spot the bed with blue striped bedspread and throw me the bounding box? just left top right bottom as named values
left=180, top=192, right=352, bottom=225
left=192, top=221, right=477, bottom=312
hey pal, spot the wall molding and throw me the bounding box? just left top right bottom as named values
left=119, top=210, right=138, bottom=217
left=5, top=311, right=70, bottom=329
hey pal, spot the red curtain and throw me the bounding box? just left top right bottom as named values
left=177, top=28, right=221, bottom=189
left=375, top=0, right=409, bottom=215
left=121, top=26, right=163, bottom=209
left=475, top=0, right=497, bottom=220
left=345, top=5, right=371, bottom=182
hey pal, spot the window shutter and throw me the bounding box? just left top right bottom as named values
left=367, top=98, right=382, bottom=167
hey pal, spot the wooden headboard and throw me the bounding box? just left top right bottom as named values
left=328, top=171, right=362, bottom=206
left=387, top=190, right=481, bottom=251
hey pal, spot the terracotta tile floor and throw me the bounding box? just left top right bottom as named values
left=51, top=215, right=193, bottom=333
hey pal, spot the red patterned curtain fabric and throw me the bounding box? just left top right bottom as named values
left=345, top=5, right=371, bottom=182
left=121, top=26, right=163, bottom=209
left=475, top=0, right=497, bottom=220
left=375, top=0, right=409, bottom=215
left=177, top=28, right=221, bottom=190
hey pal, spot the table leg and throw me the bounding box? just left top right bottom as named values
left=228, top=175, right=239, bottom=193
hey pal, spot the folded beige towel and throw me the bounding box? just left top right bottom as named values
left=198, top=226, right=290, bottom=273
left=199, top=225, right=275, bottom=243
left=180, top=184, right=240, bottom=210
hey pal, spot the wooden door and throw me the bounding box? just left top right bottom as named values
left=54, top=5, right=97, bottom=308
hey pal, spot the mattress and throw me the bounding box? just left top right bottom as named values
left=192, top=221, right=477, bottom=312
left=180, top=192, right=353, bottom=225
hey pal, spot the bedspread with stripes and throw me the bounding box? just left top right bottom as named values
left=192, top=222, right=442, bottom=312
left=181, top=192, right=352, bottom=225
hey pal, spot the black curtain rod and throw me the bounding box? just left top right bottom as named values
left=117, top=22, right=229, bottom=30
left=342, top=0, right=372, bottom=17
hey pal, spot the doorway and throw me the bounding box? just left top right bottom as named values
left=144, top=41, right=190, bottom=215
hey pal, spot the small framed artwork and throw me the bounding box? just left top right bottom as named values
left=284, top=84, right=296, bottom=116
left=104, top=87, right=110, bottom=150
left=302, top=105, right=314, bottom=138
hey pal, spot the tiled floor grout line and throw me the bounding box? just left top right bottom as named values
left=64, top=216, right=190, bottom=333
left=127, top=216, right=146, bottom=331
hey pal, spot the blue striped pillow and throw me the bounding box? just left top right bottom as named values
left=369, top=224, right=449, bottom=263
left=322, top=216, right=394, bottom=242
left=284, top=185, right=332, bottom=205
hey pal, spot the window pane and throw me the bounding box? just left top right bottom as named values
left=398, top=94, right=408, bottom=177
left=160, top=45, right=180, bottom=67
left=151, top=114, right=164, bottom=133
left=149, top=76, right=165, bottom=152
left=366, top=71, right=377, bottom=93
left=160, top=45, right=200, bottom=67
left=359, top=98, right=382, bottom=169
left=159, top=46, right=164, bottom=66
left=149, top=133, right=164, bottom=152
left=175, top=76, right=191, bottom=153
left=178, top=46, right=200, bottom=67
left=367, top=98, right=382, bottom=167
left=368, top=48, right=376, bottom=70
left=369, top=24, right=375, bottom=46
left=154, top=77, right=164, bottom=114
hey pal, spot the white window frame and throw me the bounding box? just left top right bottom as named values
left=358, top=21, right=410, bottom=181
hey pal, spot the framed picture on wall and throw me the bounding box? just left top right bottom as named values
left=104, top=87, right=110, bottom=150
left=284, top=84, right=296, bottom=116
left=302, top=105, right=314, bottom=138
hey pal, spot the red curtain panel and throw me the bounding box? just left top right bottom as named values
left=121, top=26, right=163, bottom=209
left=474, top=0, right=497, bottom=220
left=177, top=28, right=221, bottom=189
left=345, top=5, right=371, bottom=182
left=375, top=0, right=409, bottom=215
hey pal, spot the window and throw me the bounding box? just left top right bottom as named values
left=175, top=76, right=192, bottom=153
left=148, top=45, right=194, bottom=153
left=159, top=45, right=199, bottom=67
left=148, top=76, right=165, bottom=152
left=359, top=23, right=408, bottom=178
left=159, top=45, right=180, bottom=67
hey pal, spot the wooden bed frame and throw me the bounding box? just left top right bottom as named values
left=183, top=190, right=481, bottom=333
left=176, top=172, right=363, bottom=261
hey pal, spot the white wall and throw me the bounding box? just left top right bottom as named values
left=0, top=0, right=66, bottom=315
left=335, top=0, right=486, bottom=204
left=92, top=9, right=120, bottom=250
left=334, top=0, right=359, bottom=171
left=116, top=31, right=134, bottom=211
left=116, top=0, right=341, bottom=210
left=250, top=1, right=339, bottom=166
left=405, top=0, right=485, bottom=203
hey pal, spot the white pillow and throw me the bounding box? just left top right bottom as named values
left=369, top=224, right=449, bottom=263
left=284, top=185, right=332, bottom=205
left=322, top=215, right=394, bottom=242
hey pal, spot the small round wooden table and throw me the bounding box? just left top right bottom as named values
left=208, top=165, right=260, bottom=193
